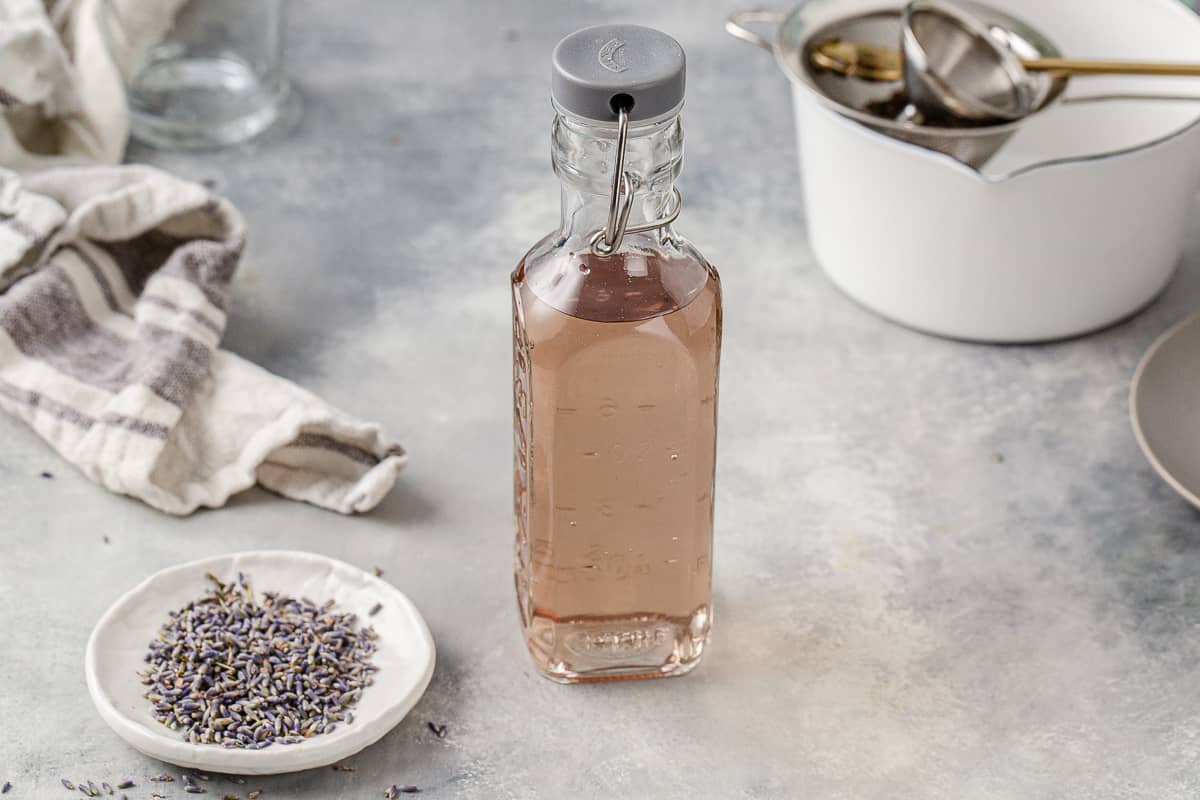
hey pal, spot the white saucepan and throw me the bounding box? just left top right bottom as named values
left=730, top=0, right=1200, bottom=342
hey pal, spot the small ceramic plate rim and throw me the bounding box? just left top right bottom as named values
left=1130, top=310, right=1200, bottom=509
left=85, top=550, right=435, bottom=775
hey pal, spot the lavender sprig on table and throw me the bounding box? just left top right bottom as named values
left=141, top=572, right=379, bottom=749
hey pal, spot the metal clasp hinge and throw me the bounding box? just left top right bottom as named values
left=589, top=104, right=683, bottom=257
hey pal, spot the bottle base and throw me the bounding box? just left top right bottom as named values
left=523, top=607, right=710, bottom=684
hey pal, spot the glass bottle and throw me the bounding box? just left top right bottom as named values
left=512, top=25, right=722, bottom=683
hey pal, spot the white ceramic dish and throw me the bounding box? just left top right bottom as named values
left=85, top=550, right=435, bottom=775
left=1131, top=312, right=1200, bottom=510
left=731, top=0, right=1200, bottom=342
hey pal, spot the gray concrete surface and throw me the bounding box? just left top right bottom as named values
left=4, top=1, right=1200, bottom=797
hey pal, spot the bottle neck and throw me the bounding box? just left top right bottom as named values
left=551, top=111, right=683, bottom=243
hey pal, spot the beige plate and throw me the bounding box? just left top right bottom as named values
left=1131, top=311, right=1200, bottom=509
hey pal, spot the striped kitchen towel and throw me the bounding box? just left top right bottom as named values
left=0, top=165, right=407, bottom=514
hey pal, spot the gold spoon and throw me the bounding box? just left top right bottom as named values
left=812, top=38, right=1200, bottom=82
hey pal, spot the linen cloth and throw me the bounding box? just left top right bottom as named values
left=0, top=0, right=407, bottom=514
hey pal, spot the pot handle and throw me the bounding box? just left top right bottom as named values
left=725, top=10, right=785, bottom=53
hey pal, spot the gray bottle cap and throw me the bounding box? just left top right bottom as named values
left=552, top=24, right=686, bottom=123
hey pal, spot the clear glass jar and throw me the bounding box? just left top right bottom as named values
left=512, top=105, right=722, bottom=683
left=99, top=0, right=292, bottom=149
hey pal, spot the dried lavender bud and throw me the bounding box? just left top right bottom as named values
left=399, top=788, right=420, bottom=795
left=116, top=781, right=135, bottom=789
left=62, top=779, right=75, bottom=790
left=149, top=775, right=174, bottom=783
left=139, top=573, right=378, bottom=750
left=371, top=566, right=383, bottom=577
left=427, top=721, right=447, bottom=738
left=102, top=782, right=114, bottom=794
left=332, top=765, right=355, bottom=772
left=384, top=787, right=398, bottom=800
left=151, top=793, right=166, bottom=799
left=247, top=792, right=262, bottom=799
left=1, top=782, right=10, bottom=794
left=185, top=786, right=207, bottom=795
left=224, top=795, right=239, bottom=800
left=369, top=603, right=383, bottom=617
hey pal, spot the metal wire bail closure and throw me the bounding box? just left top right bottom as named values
left=589, top=104, right=683, bottom=257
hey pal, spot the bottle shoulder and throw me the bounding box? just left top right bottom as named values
left=513, top=231, right=717, bottom=324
